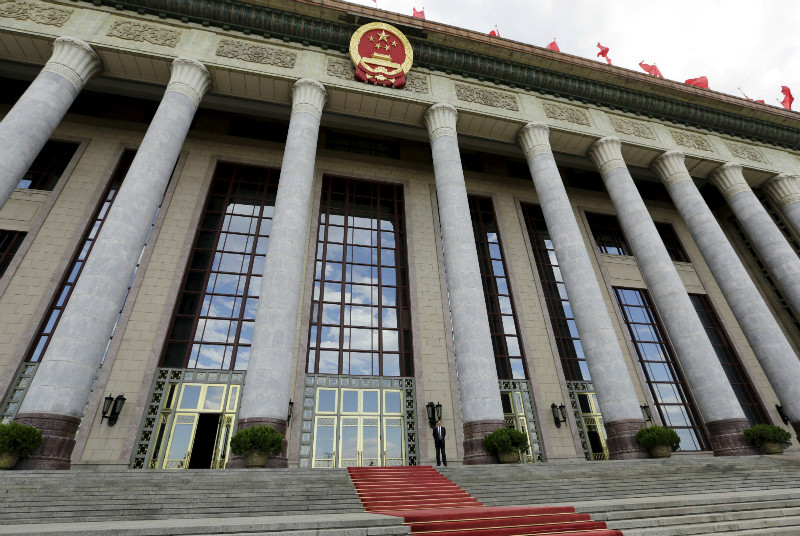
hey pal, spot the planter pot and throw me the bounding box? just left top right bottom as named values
left=649, top=445, right=672, bottom=458
left=0, top=451, right=19, bottom=470
left=498, top=451, right=520, bottom=464
left=243, top=450, right=269, bottom=468
left=761, top=442, right=784, bottom=455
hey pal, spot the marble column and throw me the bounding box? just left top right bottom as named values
left=653, top=152, right=800, bottom=438
left=709, top=164, right=800, bottom=321
left=763, top=173, right=800, bottom=240
left=518, top=123, right=646, bottom=459
left=15, top=58, right=211, bottom=469
left=588, top=137, right=754, bottom=456
left=424, top=103, right=505, bottom=464
left=235, top=79, right=327, bottom=468
left=0, top=37, right=102, bottom=211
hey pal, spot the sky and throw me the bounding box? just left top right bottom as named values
left=348, top=0, right=799, bottom=109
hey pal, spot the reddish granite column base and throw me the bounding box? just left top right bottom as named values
left=606, top=418, right=647, bottom=460
left=462, top=419, right=505, bottom=465
left=708, top=418, right=757, bottom=456
left=14, top=413, right=80, bottom=470
left=226, top=417, right=288, bottom=469
left=792, top=421, right=800, bottom=439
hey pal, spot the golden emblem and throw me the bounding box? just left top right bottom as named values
left=350, top=22, right=413, bottom=89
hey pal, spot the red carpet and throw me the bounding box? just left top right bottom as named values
left=348, top=466, right=623, bottom=536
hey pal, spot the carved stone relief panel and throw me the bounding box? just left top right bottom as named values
left=454, top=83, right=518, bottom=111
left=0, top=0, right=71, bottom=26
left=326, top=57, right=429, bottom=94
left=542, top=102, right=590, bottom=126
left=216, top=39, right=297, bottom=68
left=107, top=21, right=181, bottom=47
left=725, top=141, right=768, bottom=164
left=669, top=129, right=713, bottom=152
left=609, top=115, right=656, bottom=140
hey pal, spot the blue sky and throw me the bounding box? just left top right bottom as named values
left=351, top=0, right=799, bottom=110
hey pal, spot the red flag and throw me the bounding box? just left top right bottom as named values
left=489, top=26, right=500, bottom=37
left=546, top=39, right=560, bottom=52
left=596, top=42, right=611, bottom=65
left=781, top=86, right=794, bottom=110
left=740, top=88, right=765, bottom=104
left=685, top=76, right=709, bottom=89
left=412, top=7, right=425, bottom=19
left=639, top=61, right=663, bottom=78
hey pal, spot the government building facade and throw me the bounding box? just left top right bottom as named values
left=1, top=0, right=799, bottom=471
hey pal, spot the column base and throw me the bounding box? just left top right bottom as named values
left=226, top=417, right=288, bottom=469
left=605, top=418, right=648, bottom=460
left=707, top=418, right=757, bottom=456
left=462, top=419, right=505, bottom=465
left=14, top=413, right=81, bottom=470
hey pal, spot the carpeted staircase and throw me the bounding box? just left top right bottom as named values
left=348, top=465, right=622, bottom=536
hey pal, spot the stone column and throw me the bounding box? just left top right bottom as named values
left=0, top=37, right=102, bottom=211
left=15, top=58, right=211, bottom=469
left=709, top=164, right=800, bottom=320
left=235, top=79, right=327, bottom=468
left=653, top=152, right=800, bottom=438
left=588, top=137, right=753, bottom=456
left=763, top=174, right=800, bottom=239
left=424, top=104, right=505, bottom=464
left=517, top=124, right=646, bottom=459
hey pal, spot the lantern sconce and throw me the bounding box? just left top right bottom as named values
left=641, top=405, right=653, bottom=423
left=551, top=403, right=567, bottom=428
left=776, top=404, right=790, bottom=425
left=100, top=394, right=126, bottom=426
left=287, top=400, right=294, bottom=422
left=425, top=401, right=443, bottom=428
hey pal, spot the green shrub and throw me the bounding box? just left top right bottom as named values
left=635, top=425, right=681, bottom=451
left=743, top=424, right=791, bottom=449
left=230, top=425, right=283, bottom=456
left=482, top=427, right=529, bottom=455
left=0, top=422, right=43, bottom=457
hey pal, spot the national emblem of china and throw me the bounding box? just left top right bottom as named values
left=350, top=22, right=413, bottom=89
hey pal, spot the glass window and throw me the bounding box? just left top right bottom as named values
left=0, top=230, right=26, bottom=278
left=655, top=222, right=690, bottom=263
left=16, top=140, right=79, bottom=191
left=585, top=213, right=631, bottom=256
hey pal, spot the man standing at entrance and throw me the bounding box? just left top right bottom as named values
left=433, top=419, right=447, bottom=466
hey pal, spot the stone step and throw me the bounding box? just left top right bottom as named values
left=608, top=506, right=800, bottom=530
left=620, top=514, right=800, bottom=535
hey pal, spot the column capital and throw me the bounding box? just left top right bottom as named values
left=166, top=58, right=212, bottom=107
left=651, top=151, right=692, bottom=190
left=763, top=174, right=800, bottom=209
left=587, top=136, right=625, bottom=175
left=516, top=122, right=552, bottom=160
left=424, top=103, right=458, bottom=142
left=42, top=37, right=102, bottom=92
left=291, top=78, right=328, bottom=121
left=709, top=162, right=751, bottom=200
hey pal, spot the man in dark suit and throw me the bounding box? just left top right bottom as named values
left=433, top=419, right=447, bottom=466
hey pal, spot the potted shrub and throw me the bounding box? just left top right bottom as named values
left=743, top=424, right=792, bottom=454
left=482, top=427, right=529, bottom=463
left=230, top=425, right=283, bottom=468
left=0, top=422, right=43, bottom=469
left=635, top=425, right=680, bottom=458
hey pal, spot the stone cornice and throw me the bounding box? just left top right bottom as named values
left=73, top=0, right=800, bottom=149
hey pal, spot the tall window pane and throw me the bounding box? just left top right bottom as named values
left=0, top=231, right=26, bottom=278
left=614, top=287, right=708, bottom=451
left=161, top=163, right=279, bottom=371
left=17, top=140, right=79, bottom=191
left=468, top=195, right=527, bottom=380
left=689, top=293, right=768, bottom=426
left=586, top=213, right=630, bottom=256
left=307, top=177, right=412, bottom=376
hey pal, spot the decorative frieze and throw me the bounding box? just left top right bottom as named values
left=454, top=83, right=518, bottom=111
left=216, top=39, right=296, bottom=68
left=0, top=0, right=71, bottom=26
left=403, top=73, right=429, bottom=94
left=670, top=129, right=713, bottom=152
left=107, top=21, right=181, bottom=48
left=542, top=102, right=590, bottom=126
left=326, top=56, right=428, bottom=94
left=609, top=115, right=656, bottom=140
left=725, top=141, right=768, bottom=164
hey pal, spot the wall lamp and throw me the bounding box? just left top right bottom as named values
left=641, top=405, right=653, bottom=423
left=100, top=394, right=126, bottom=426
left=776, top=404, right=790, bottom=425
left=426, top=401, right=443, bottom=428
left=551, top=403, right=567, bottom=428
left=287, top=400, right=294, bottom=422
